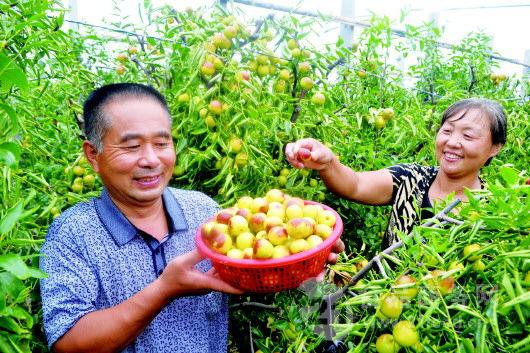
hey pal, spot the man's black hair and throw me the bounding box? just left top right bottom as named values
left=82, top=83, right=170, bottom=151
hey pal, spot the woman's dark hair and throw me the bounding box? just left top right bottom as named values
left=440, top=98, right=507, bottom=145
left=83, top=83, right=170, bottom=152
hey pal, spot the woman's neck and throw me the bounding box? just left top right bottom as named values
left=430, top=171, right=481, bottom=202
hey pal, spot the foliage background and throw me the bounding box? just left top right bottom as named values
left=0, top=1, right=528, bottom=352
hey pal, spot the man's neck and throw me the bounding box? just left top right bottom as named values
left=110, top=194, right=169, bottom=241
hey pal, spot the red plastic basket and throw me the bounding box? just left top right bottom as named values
left=195, top=200, right=343, bottom=293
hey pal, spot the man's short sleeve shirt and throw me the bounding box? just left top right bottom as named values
left=40, top=187, right=227, bottom=353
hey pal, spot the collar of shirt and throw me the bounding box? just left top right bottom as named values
left=94, top=188, right=188, bottom=246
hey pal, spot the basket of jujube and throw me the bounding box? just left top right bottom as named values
left=195, top=189, right=343, bottom=292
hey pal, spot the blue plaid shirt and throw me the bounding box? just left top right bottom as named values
left=40, top=187, right=227, bottom=353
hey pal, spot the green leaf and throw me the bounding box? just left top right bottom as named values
left=2, top=307, right=33, bottom=329
left=0, top=289, right=5, bottom=312
left=0, top=202, right=23, bottom=235
left=56, top=13, right=65, bottom=28
left=0, top=142, right=21, bottom=168
left=0, top=272, right=24, bottom=299
left=0, top=103, right=20, bottom=138
left=0, top=334, right=19, bottom=353
left=0, top=53, right=29, bottom=94
left=501, top=291, right=530, bottom=308
left=520, top=236, right=530, bottom=248
left=0, top=316, right=27, bottom=335
left=499, top=166, right=519, bottom=186
left=0, top=254, right=46, bottom=280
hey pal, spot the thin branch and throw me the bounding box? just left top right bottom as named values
left=130, top=56, right=160, bottom=86
left=230, top=302, right=279, bottom=310
left=317, top=199, right=463, bottom=341
left=290, top=90, right=307, bottom=123
left=249, top=320, right=255, bottom=353
left=325, top=58, right=344, bottom=79
left=237, top=14, right=274, bottom=49
left=468, top=65, right=477, bottom=92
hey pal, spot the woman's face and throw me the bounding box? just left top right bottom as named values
left=435, top=109, right=501, bottom=179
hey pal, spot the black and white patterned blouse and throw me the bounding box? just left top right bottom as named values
left=383, top=163, right=439, bottom=248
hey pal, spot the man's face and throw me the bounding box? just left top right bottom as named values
left=87, top=96, right=175, bottom=208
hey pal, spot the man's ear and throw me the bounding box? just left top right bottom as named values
left=83, top=140, right=100, bottom=173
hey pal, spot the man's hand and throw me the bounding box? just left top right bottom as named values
left=327, top=238, right=345, bottom=265
left=314, top=238, right=345, bottom=282
left=157, top=250, right=243, bottom=299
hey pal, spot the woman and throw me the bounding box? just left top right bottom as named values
left=285, top=98, right=507, bottom=248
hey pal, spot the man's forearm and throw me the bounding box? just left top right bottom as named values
left=53, top=278, right=171, bottom=353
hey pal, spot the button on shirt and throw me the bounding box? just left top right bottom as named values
left=40, top=187, right=227, bottom=353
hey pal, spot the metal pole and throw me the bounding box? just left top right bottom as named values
left=233, top=0, right=362, bottom=26
left=339, top=0, right=355, bottom=48
left=523, top=49, right=530, bottom=79
left=428, top=11, right=440, bottom=27
left=67, top=0, right=79, bottom=31
left=231, top=0, right=530, bottom=69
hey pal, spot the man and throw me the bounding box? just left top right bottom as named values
left=40, top=83, right=242, bottom=353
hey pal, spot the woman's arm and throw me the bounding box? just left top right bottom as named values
left=285, top=138, right=394, bottom=205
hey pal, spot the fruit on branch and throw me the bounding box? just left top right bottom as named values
left=290, top=48, right=302, bottom=58
left=256, top=54, right=269, bottom=65
left=274, top=79, right=287, bottom=93
left=235, top=152, right=248, bottom=167
left=392, top=320, right=419, bottom=347
left=393, top=275, right=418, bottom=300
left=115, top=65, right=126, bottom=75
left=311, top=92, right=325, bottom=106
left=300, top=77, right=314, bottom=90
left=279, top=69, right=291, bottom=81
left=212, top=32, right=231, bottom=50
left=375, top=116, right=386, bottom=129
left=298, top=61, right=311, bottom=74
left=200, top=61, right=216, bottom=76
left=287, top=39, right=299, bottom=50
left=356, top=69, right=367, bottom=78
left=177, top=93, right=190, bottom=103
left=257, top=65, right=270, bottom=77
left=208, top=100, right=223, bottom=115
left=237, top=70, right=250, bottom=81
left=375, top=334, right=400, bottom=353
left=116, top=53, right=128, bottom=62
left=224, top=25, right=238, bottom=39
left=463, top=243, right=482, bottom=261
left=381, top=108, right=395, bottom=120
left=379, top=293, right=403, bottom=319
left=426, top=270, right=455, bottom=295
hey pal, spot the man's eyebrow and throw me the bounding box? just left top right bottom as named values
left=154, top=131, right=172, bottom=139
left=118, top=131, right=171, bottom=143
left=119, top=133, right=142, bottom=143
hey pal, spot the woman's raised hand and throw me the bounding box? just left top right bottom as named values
left=284, top=138, right=336, bottom=171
